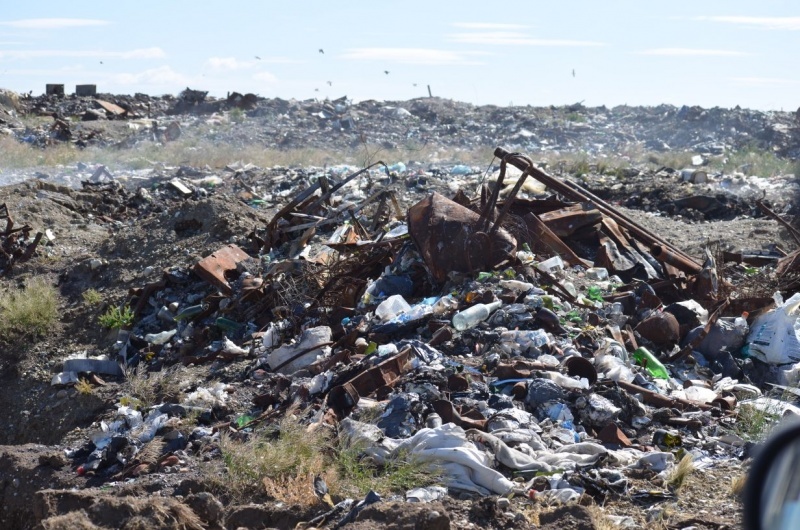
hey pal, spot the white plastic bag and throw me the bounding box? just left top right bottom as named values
left=747, top=292, right=800, bottom=365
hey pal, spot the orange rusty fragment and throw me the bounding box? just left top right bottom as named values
left=407, top=192, right=516, bottom=283
left=193, top=244, right=250, bottom=295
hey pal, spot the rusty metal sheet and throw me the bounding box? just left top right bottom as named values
left=193, top=244, right=250, bottom=295
left=601, top=218, right=660, bottom=279
left=596, top=237, right=636, bottom=275
left=327, top=347, right=413, bottom=417
left=539, top=204, right=602, bottom=237
left=494, top=147, right=702, bottom=274
left=522, top=213, right=592, bottom=268
left=408, top=192, right=516, bottom=283
left=95, top=99, right=125, bottom=115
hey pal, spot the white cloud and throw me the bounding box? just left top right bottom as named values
left=206, top=57, right=257, bottom=71
left=205, top=56, right=297, bottom=71
left=637, top=48, right=751, bottom=57
left=0, top=47, right=166, bottom=60
left=448, top=32, right=604, bottom=46
left=451, top=22, right=528, bottom=30
left=252, top=71, right=278, bottom=83
left=731, top=77, right=800, bottom=87
left=697, top=16, right=800, bottom=31
left=341, top=48, right=484, bottom=65
left=111, top=65, right=190, bottom=86
left=0, top=18, right=109, bottom=29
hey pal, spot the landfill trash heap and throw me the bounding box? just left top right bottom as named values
left=2, top=87, right=800, bottom=160
left=24, top=143, right=800, bottom=529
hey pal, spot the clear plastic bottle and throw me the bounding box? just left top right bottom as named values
left=499, top=279, right=534, bottom=293
left=452, top=300, right=502, bottom=331
left=432, top=294, right=458, bottom=315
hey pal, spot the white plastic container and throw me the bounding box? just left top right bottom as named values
left=499, top=279, right=534, bottom=293
left=537, top=256, right=564, bottom=274
left=452, top=301, right=502, bottom=331
left=375, top=294, right=411, bottom=322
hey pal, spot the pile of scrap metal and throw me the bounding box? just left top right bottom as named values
left=0, top=203, right=44, bottom=275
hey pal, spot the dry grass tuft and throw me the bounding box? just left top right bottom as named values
left=0, top=277, right=59, bottom=349
left=587, top=505, right=621, bottom=530
left=122, top=364, right=185, bottom=409
left=75, top=378, right=93, bottom=395
left=214, top=417, right=334, bottom=504
left=40, top=510, right=100, bottom=530
left=667, top=453, right=695, bottom=491
left=730, top=473, right=747, bottom=497
left=210, top=415, right=441, bottom=505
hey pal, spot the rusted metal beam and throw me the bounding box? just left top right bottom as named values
left=756, top=200, right=800, bottom=247
left=521, top=213, right=592, bottom=268
left=493, top=147, right=703, bottom=274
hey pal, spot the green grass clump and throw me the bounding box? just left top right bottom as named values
left=229, top=108, right=245, bottom=124
left=0, top=278, right=59, bottom=345
left=722, top=144, right=800, bottom=177
left=734, top=401, right=782, bottom=442
left=99, top=304, right=135, bottom=329
left=82, top=288, right=102, bottom=306
left=211, top=416, right=441, bottom=505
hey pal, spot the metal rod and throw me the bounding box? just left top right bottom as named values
left=493, top=147, right=702, bottom=274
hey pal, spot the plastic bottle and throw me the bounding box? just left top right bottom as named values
left=499, top=279, right=534, bottom=293
left=144, top=329, right=177, bottom=345
left=375, top=294, right=411, bottom=321
left=452, top=300, right=502, bottom=331
left=653, top=429, right=682, bottom=448
left=499, top=329, right=550, bottom=355
left=394, top=303, right=433, bottom=323
left=541, top=371, right=590, bottom=390
left=586, top=267, right=609, bottom=281
left=432, top=294, right=458, bottom=315
left=632, top=347, right=670, bottom=379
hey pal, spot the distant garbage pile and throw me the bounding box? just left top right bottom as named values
left=2, top=86, right=800, bottom=161
left=48, top=146, right=800, bottom=517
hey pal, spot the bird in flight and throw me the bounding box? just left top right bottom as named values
left=572, top=69, right=575, bottom=77
left=413, top=83, right=417, bottom=87
left=327, top=81, right=332, bottom=86
left=384, top=70, right=390, bottom=75
left=99, top=61, right=103, bottom=65
left=319, top=48, right=324, bottom=54
left=255, top=56, right=261, bottom=60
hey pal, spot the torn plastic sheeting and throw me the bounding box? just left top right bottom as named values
left=183, top=382, right=230, bottom=408
left=740, top=397, right=800, bottom=417
left=406, top=486, right=447, bottom=503
left=387, top=424, right=515, bottom=496
left=340, top=419, right=512, bottom=495
left=267, top=325, right=332, bottom=374
left=51, top=371, right=79, bottom=386
left=63, top=358, right=123, bottom=376
left=746, top=292, right=800, bottom=365
left=467, top=430, right=553, bottom=473
left=633, top=451, right=675, bottom=472
left=407, top=192, right=517, bottom=283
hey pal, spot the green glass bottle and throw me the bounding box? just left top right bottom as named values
left=632, top=347, right=670, bottom=380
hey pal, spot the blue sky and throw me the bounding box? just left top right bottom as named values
left=0, top=1, right=799, bottom=110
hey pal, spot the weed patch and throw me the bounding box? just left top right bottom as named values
left=0, top=278, right=59, bottom=349
left=99, top=305, right=134, bottom=329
